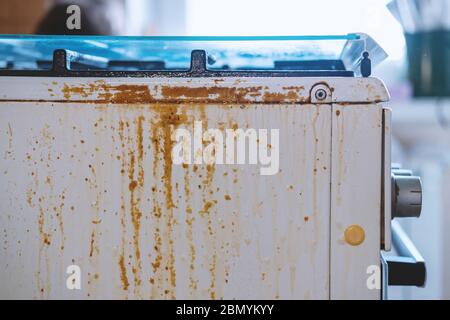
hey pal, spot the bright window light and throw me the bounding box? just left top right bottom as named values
left=186, top=0, right=405, bottom=60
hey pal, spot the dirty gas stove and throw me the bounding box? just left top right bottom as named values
left=0, top=34, right=425, bottom=299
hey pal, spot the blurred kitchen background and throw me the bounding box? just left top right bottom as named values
left=0, top=0, right=449, bottom=300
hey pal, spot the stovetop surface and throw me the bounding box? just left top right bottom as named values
left=0, top=34, right=387, bottom=77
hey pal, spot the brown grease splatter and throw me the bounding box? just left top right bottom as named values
left=148, top=105, right=189, bottom=298
left=127, top=115, right=144, bottom=294
left=61, top=81, right=307, bottom=104
left=195, top=107, right=219, bottom=300
left=183, top=162, right=198, bottom=294
left=118, top=254, right=130, bottom=291
left=89, top=231, right=95, bottom=257
left=63, top=82, right=153, bottom=103
left=117, top=120, right=130, bottom=293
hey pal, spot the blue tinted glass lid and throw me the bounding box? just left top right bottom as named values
left=0, top=33, right=387, bottom=74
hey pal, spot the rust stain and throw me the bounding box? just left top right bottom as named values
left=5, top=122, right=13, bottom=159
left=26, top=188, right=35, bottom=207
left=89, top=230, right=95, bottom=257
left=86, top=120, right=103, bottom=298
left=17, top=99, right=298, bottom=298
left=129, top=180, right=137, bottom=191
left=209, top=253, right=217, bottom=300
left=115, top=115, right=148, bottom=297
left=63, top=81, right=153, bottom=104
left=183, top=164, right=197, bottom=294
left=127, top=115, right=144, bottom=295
left=99, top=85, right=153, bottom=103
left=137, top=116, right=145, bottom=173
left=148, top=105, right=190, bottom=299
left=149, top=120, right=163, bottom=298
left=128, top=150, right=142, bottom=287
left=38, top=205, right=51, bottom=299
left=200, top=200, right=215, bottom=216
left=196, top=107, right=218, bottom=300
left=61, top=82, right=308, bottom=104
left=62, top=84, right=87, bottom=99
left=118, top=254, right=130, bottom=291
left=26, top=124, right=62, bottom=298
left=117, top=120, right=130, bottom=293
left=162, top=86, right=258, bottom=104
left=54, top=191, right=65, bottom=251
left=160, top=106, right=186, bottom=297
left=262, top=91, right=298, bottom=102
left=282, top=85, right=305, bottom=91
left=38, top=207, right=51, bottom=246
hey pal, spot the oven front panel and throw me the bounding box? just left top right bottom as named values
left=0, top=101, right=332, bottom=299
left=330, top=103, right=383, bottom=299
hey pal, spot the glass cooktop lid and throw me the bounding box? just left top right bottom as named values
left=0, top=33, right=387, bottom=75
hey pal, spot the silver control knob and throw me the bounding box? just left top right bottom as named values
left=391, top=169, right=422, bottom=218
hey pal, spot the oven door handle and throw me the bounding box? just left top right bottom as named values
left=381, top=220, right=426, bottom=287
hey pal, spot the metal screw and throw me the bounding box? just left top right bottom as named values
left=315, top=88, right=327, bottom=101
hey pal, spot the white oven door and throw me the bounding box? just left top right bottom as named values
left=0, top=100, right=332, bottom=299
